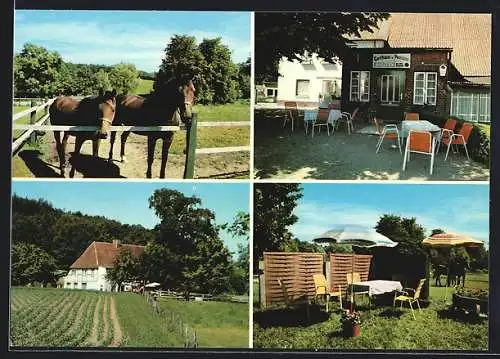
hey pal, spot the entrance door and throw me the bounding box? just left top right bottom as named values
left=380, top=74, right=401, bottom=104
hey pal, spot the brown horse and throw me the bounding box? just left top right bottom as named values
left=108, top=76, right=195, bottom=178
left=49, top=90, right=117, bottom=177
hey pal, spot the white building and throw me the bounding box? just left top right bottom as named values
left=277, top=54, right=343, bottom=107
left=64, top=240, right=144, bottom=292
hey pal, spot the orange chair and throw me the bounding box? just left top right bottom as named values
left=442, top=123, right=473, bottom=161
left=404, top=112, right=420, bottom=121
left=436, top=118, right=457, bottom=154
left=338, top=107, right=359, bottom=135
left=283, top=101, right=303, bottom=132
left=312, top=108, right=331, bottom=138
left=374, top=118, right=402, bottom=154
left=402, top=131, right=436, bottom=175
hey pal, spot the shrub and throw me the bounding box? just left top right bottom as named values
left=419, top=110, right=490, bottom=167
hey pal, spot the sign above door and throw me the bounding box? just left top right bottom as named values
left=373, top=53, right=411, bottom=69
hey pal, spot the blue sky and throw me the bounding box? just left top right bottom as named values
left=11, top=181, right=249, bottom=257
left=291, top=183, right=489, bottom=246
left=14, top=10, right=251, bottom=72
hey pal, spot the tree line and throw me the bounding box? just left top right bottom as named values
left=253, top=183, right=488, bottom=279
left=11, top=190, right=249, bottom=296
left=14, top=35, right=250, bottom=105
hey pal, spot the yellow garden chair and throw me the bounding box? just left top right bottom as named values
left=277, top=278, right=310, bottom=320
left=313, top=274, right=342, bottom=312
left=393, top=278, right=426, bottom=320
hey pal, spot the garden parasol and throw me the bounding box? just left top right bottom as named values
left=313, top=224, right=398, bottom=311
left=422, top=232, right=484, bottom=300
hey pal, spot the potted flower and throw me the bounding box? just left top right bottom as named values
left=452, top=288, right=488, bottom=315
left=340, top=310, right=361, bottom=337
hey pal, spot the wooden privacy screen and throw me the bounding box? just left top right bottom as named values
left=329, top=253, right=373, bottom=293
left=263, top=252, right=324, bottom=307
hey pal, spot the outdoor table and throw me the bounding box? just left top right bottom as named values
left=303, top=109, right=342, bottom=136
left=347, top=280, right=403, bottom=309
left=400, top=120, right=441, bottom=153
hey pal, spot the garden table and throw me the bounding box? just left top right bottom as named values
left=401, top=120, right=441, bottom=139
left=303, top=109, right=342, bottom=136
left=347, top=280, right=403, bottom=309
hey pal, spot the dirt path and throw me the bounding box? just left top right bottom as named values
left=14, top=133, right=249, bottom=179
left=86, top=296, right=102, bottom=346
left=108, top=296, right=122, bottom=347
left=99, top=296, right=110, bottom=346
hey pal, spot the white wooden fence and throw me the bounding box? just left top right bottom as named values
left=12, top=98, right=250, bottom=178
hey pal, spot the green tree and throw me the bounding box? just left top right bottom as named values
left=199, top=37, right=239, bottom=104
left=154, top=35, right=210, bottom=103
left=106, top=248, right=140, bottom=291
left=254, top=12, right=390, bottom=82
left=11, top=243, right=56, bottom=286
left=109, top=63, right=140, bottom=95
left=13, top=43, right=64, bottom=97
left=146, top=188, right=232, bottom=297
left=237, top=57, right=251, bottom=99
left=95, top=69, right=112, bottom=93
left=254, top=184, right=303, bottom=270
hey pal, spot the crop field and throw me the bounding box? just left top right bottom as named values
left=11, top=287, right=121, bottom=347
left=10, top=288, right=249, bottom=348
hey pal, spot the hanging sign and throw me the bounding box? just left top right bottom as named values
left=373, top=53, right=411, bottom=68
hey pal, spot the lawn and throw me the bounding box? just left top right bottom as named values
left=253, top=272, right=488, bottom=350
left=158, top=298, right=249, bottom=348
left=133, top=78, right=154, bottom=95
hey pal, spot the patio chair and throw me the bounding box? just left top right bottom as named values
left=402, top=130, right=436, bottom=175
left=393, top=278, right=426, bottom=320
left=337, top=107, right=359, bottom=135
left=313, top=274, right=342, bottom=312
left=346, top=272, right=370, bottom=309
left=374, top=118, right=402, bottom=154
left=441, top=122, right=473, bottom=161
left=404, top=112, right=420, bottom=121
left=277, top=278, right=310, bottom=320
left=328, top=103, right=341, bottom=110
left=312, top=108, right=331, bottom=138
left=436, top=118, right=457, bottom=154
left=283, top=101, right=303, bottom=132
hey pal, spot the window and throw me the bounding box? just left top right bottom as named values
left=413, top=72, right=437, bottom=105
left=350, top=71, right=370, bottom=102
left=266, top=89, right=274, bottom=96
left=81, top=283, right=87, bottom=290
left=450, top=91, right=490, bottom=123
left=296, top=80, right=310, bottom=97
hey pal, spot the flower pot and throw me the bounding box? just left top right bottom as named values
left=343, top=323, right=361, bottom=337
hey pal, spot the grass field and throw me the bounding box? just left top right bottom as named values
left=133, top=78, right=154, bottom=95
left=10, top=288, right=249, bottom=348
left=158, top=298, right=249, bottom=347
left=253, top=272, right=488, bottom=350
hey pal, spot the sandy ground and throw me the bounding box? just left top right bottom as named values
left=254, top=125, right=489, bottom=181
left=14, top=133, right=250, bottom=179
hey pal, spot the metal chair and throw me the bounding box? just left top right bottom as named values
left=402, top=130, right=436, bottom=175
left=312, top=108, right=331, bottom=138
left=442, top=122, right=473, bottom=161
left=313, top=274, right=342, bottom=312
left=283, top=101, right=303, bottom=132
left=393, top=279, right=426, bottom=320
left=374, top=118, right=402, bottom=154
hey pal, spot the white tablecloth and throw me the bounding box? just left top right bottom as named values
left=350, top=280, right=403, bottom=296
left=303, top=109, right=342, bottom=125
left=401, top=120, right=441, bottom=138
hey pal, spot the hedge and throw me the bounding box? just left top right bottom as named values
left=419, top=110, right=490, bottom=168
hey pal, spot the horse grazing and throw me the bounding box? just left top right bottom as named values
left=49, top=90, right=117, bottom=176
left=108, top=76, right=195, bottom=178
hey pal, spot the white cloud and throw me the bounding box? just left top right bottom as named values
left=14, top=19, right=250, bottom=71
left=290, top=198, right=489, bottom=245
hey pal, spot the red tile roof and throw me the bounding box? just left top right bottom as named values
left=70, top=241, right=145, bottom=269
left=349, top=13, right=491, bottom=78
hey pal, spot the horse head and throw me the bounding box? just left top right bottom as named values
left=96, top=89, right=117, bottom=139
left=156, top=75, right=195, bottom=125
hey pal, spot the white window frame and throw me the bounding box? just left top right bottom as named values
left=350, top=71, right=370, bottom=102
left=295, top=79, right=310, bottom=98
left=450, top=90, right=491, bottom=123
left=413, top=72, right=437, bottom=105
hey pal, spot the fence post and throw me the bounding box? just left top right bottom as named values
left=29, top=100, right=36, bottom=144
left=183, top=113, right=198, bottom=179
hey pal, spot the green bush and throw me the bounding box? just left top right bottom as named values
left=420, top=110, right=490, bottom=167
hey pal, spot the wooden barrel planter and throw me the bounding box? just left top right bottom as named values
left=452, top=293, right=488, bottom=315
left=342, top=323, right=361, bottom=338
